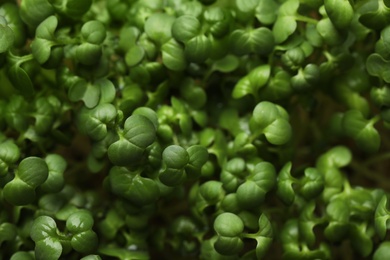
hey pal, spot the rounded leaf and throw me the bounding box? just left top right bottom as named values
left=107, top=139, right=144, bottom=166
left=18, top=157, right=49, bottom=188
left=81, top=20, right=106, bottom=44
left=214, top=236, right=244, bottom=256
left=199, top=180, right=225, bottom=204
left=263, top=118, right=292, bottom=145
left=172, top=15, right=201, bottom=43
left=162, top=145, right=189, bottom=169
left=374, top=242, right=390, bottom=260
left=236, top=181, right=265, bottom=209
left=161, top=39, right=187, bottom=71
left=124, top=114, right=156, bottom=148
left=31, top=216, right=58, bottom=241
left=71, top=230, right=98, bottom=253
left=184, top=35, right=211, bottom=63
left=3, top=179, right=36, bottom=205
left=40, top=154, right=66, bottom=193
left=214, top=212, right=244, bottom=237
left=144, top=13, right=175, bottom=44
left=66, top=210, right=94, bottom=233
left=230, top=28, right=274, bottom=56
left=159, top=168, right=186, bottom=187
left=35, top=238, right=62, bottom=260
left=324, top=0, right=354, bottom=29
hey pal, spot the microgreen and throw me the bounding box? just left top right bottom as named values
left=1, top=0, right=390, bottom=259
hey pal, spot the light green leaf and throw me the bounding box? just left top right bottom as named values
left=0, top=16, right=15, bottom=53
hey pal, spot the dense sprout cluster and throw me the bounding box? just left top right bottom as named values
left=1, top=0, right=390, bottom=259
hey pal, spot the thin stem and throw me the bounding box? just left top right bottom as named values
left=295, top=15, right=318, bottom=24
left=369, top=114, right=381, bottom=125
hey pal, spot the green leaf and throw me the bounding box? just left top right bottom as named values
left=203, top=7, right=232, bottom=38
left=172, top=15, right=201, bottom=43
left=40, top=154, right=66, bottom=193
left=125, top=45, right=145, bottom=67
left=14, top=157, right=49, bottom=191
left=375, top=195, right=390, bottom=239
left=31, top=216, right=62, bottom=260
left=8, top=63, right=34, bottom=98
left=144, top=13, right=175, bottom=44
left=316, top=146, right=352, bottom=169
left=10, top=252, right=35, bottom=260
left=3, top=180, right=36, bottom=206
left=35, top=238, right=62, bottom=260
left=124, top=114, right=156, bottom=148
left=212, top=55, right=240, bottom=73
left=342, top=110, right=380, bottom=153
left=71, top=230, right=98, bottom=254
left=199, top=180, right=225, bottom=205
left=19, top=0, right=55, bottom=28
left=255, top=0, right=278, bottom=25
left=276, top=162, right=295, bottom=205
left=0, top=16, right=15, bottom=53
left=184, top=35, right=211, bottom=63
left=237, top=162, right=276, bottom=209
left=159, top=168, right=186, bottom=186
left=273, top=16, right=297, bottom=44
left=232, top=65, right=271, bottom=99
left=79, top=104, right=117, bottom=141
left=349, top=223, right=373, bottom=257
left=98, top=246, right=149, bottom=260
left=185, top=145, right=209, bottom=179
left=259, top=69, right=292, bottom=101
left=162, top=145, right=189, bottom=169
left=371, top=86, right=390, bottom=107
left=263, top=118, right=292, bottom=145
left=324, top=0, right=354, bottom=29
left=75, top=42, right=101, bottom=66
left=255, top=214, right=273, bottom=258
left=281, top=47, right=305, bottom=70
left=0, top=140, right=20, bottom=176
left=214, top=213, right=244, bottom=255
left=324, top=198, right=350, bottom=241
left=66, top=210, right=94, bottom=233
left=220, top=158, right=246, bottom=192
left=109, top=167, right=160, bottom=205
left=68, top=78, right=115, bottom=108
left=359, top=1, right=390, bottom=30
left=374, top=241, right=390, bottom=260
left=50, top=0, right=92, bottom=19
left=230, top=28, right=274, bottom=56
left=251, top=101, right=283, bottom=129
left=0, top=223, right=17, bottom=245
left=107, top=139, right=144, bottom=166
left=316, top=18, right=347, bottom=46
left=180, top=79, right=207, bottom=109
left=68, top=79, right=99, bottom=108
left=298, top=202, right=318, bottom=246
left=81, top=20, right=106, bottom=44
left=366, top=53, right=390, bottom=83
left=298, top=168, right=324, bottom=200
left=161, top=39, right=187, bottom=71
